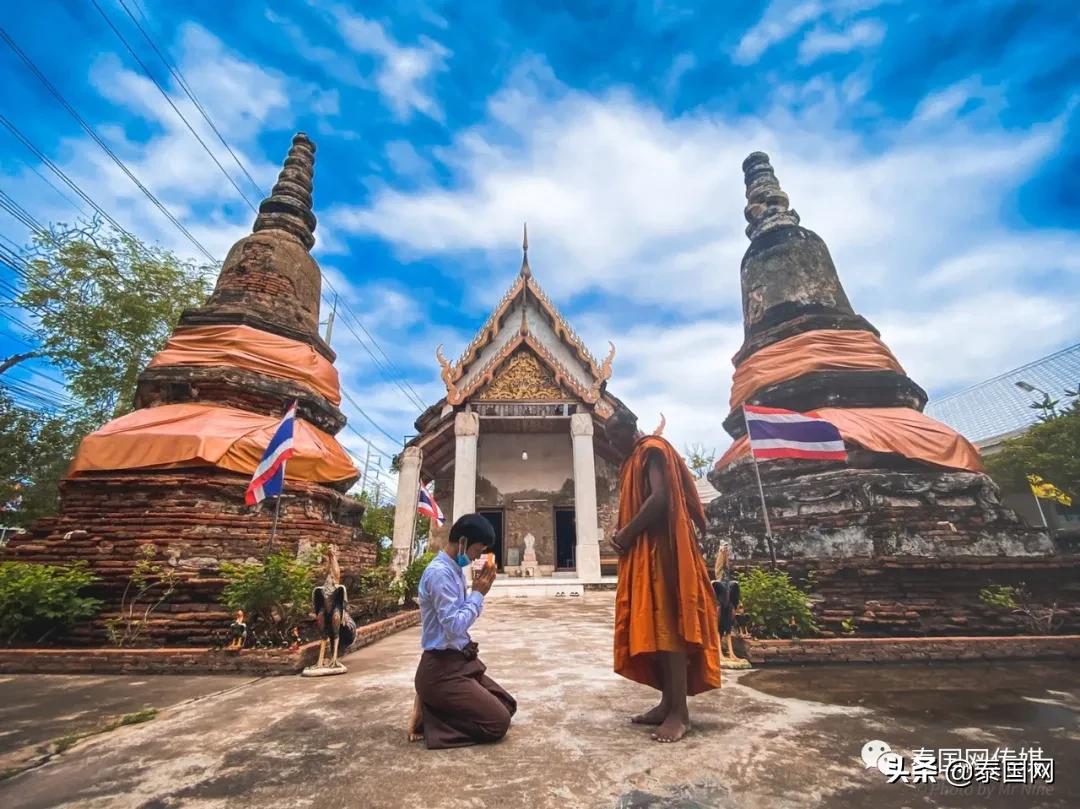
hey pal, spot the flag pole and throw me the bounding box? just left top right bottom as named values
left=742, top=406, right=778, bottom=570
left=269, top=455, right=286, bottom=546
left=269, top=493, right=283, bottom=546
left=1031, top=488, right=1049, bottom=529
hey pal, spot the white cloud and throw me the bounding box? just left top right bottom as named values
left=734, top=0, right=891, bottom=65
left=734, top=0, right=825, bottom=65
left=1, top=23, right=330, bottom=263
left=310, top=2, right=450, bottom=122
left=798, top=19, right=885, bottom=63
left=326, top=58, right=1079, bottom=451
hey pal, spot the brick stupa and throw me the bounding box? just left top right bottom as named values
left=708, top=152, right=1079, bottom=636
left=3, top=134, right=374, bottom=645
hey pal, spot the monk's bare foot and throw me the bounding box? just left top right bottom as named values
left=630, top=702, right=669, bottom=725
left=651, top=714, right=691, bottom=743
left=407, top=695, right=423, bottom=743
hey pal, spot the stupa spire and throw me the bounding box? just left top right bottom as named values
left=742, top=151, right=800, bottom=241
left=253, top=132, right=317, bottom=250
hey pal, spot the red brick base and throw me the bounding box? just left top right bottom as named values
left=0, top=609, right=420, bottom=676
left=738, top=634, right=1080, bottom=665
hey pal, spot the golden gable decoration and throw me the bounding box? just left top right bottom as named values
left=479, top=350, right=566, bottom=401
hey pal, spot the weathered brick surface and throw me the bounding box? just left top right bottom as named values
left=739, top=634, right=1080, bottom=665
left=1, top=470, right=377, bottom=646
left=750, top=556, right=1080, bottom=637
left=0, top=609, right=420, bottom=675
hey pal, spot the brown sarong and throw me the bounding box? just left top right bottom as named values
left=414, top=645, right=517, bottom=749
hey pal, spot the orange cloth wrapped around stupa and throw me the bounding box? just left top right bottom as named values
left=717, top=406, right=984, bottom=472
left=147, top=324, right=342, bottom=406
left=728, top=329, right=904, bottom=410
left=614, top=436, right=721, bottom=695
left=68, top=403, right=356, bottom=483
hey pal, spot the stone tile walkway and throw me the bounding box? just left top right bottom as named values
left=2, top=593, right=1077, bottom=808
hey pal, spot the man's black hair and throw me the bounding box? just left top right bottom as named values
left=449, top=513, right=496, bottom=549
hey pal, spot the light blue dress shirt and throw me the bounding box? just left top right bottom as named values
left=418, top=550, right=485, bottom=651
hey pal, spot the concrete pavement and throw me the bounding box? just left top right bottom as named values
left=1, top=592, right=1077, bottom=808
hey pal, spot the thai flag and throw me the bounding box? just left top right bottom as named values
left=245, top=401, right=297, bottom=505
left=743, top=404, right=847, bottom=462
left=417, top=484, right=445, bottom=526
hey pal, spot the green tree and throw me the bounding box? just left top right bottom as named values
left=18, top=218, right=213, bottom=420
left=683, top=443, right=716, bottom=479
left=984, top=409, right=1080, bottom=500
left=352, top=490, right=395, bottom=542
left=0, top=391, right=95, bottom=525
left=1, top=219, right=212, bottom=524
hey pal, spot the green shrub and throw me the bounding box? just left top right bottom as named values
left=105, top=544, right=177, bottom=647
left=219, top=549, right=320, bottom=647
left=0, top=561, right=101, bottom=645
left=350, top=566, right=403, bottom=623
left=979, top=582, right=1061, bottom=635
left=400, top=551, right=435, bottom=605
left=737, top=568, right=817, bottom=639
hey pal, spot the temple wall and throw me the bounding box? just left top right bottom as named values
left=432, top=432, right=620, bottom=573
left=1, top=471, right=377, bottom=646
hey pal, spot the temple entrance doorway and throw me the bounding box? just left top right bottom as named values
left=555, top=507, right=576, bottom=571
left=478, top=510, right=505, bottom=571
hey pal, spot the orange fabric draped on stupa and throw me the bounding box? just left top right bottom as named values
left=67, top=403, right=356, bottom=482
left=147, top=324, right=342, bottom=406
left=728, top=329, right=904, bottom=410
left=614, top=436, right=721, bottom=696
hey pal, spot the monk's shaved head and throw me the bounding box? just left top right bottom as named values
left=605, top=407, right=640, bottom=455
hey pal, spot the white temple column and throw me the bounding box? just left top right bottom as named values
left=571, top=412, right=601, bottom=579
left=453, top=411, right=479, bottom=520
left=391, top=446, right=422, bottom=574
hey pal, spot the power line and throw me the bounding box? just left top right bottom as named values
left=0, top=26, right=218, bottom=263
left=320, top=281, right=427, bottom=411
left=89, top=0, right=259, bottom=214
left=116, top=0, right=265, bottom=200
left=0, top=114, right=135, bottom=238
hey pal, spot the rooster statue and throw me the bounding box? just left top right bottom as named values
left=303, top=544, right=356, bottom=676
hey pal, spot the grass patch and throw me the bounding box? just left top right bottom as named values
left=49, top=708, right=159, bottom=755
left=117, top=709, right=157, bottom=727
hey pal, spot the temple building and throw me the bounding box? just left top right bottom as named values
left=391, top=229, right=632, bottom=582
left=708, top=152, right=1079, bottom=636
left=2, top=134, right=374, bottom=644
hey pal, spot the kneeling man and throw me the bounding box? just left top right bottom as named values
left=409, top=513, right=516, bottom=749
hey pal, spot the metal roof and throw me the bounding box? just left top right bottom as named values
left=925, top=343, right=1080, bottom=444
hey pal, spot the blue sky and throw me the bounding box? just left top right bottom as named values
left=1, top=0, right=1078, bottom=468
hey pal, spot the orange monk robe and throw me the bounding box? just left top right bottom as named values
left=613, top=436, right=721, bottom=695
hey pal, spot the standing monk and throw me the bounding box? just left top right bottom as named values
left=606, top=410, right=721, bottom=742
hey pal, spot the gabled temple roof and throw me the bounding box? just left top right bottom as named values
left=435, top=227, right=616, bottom=412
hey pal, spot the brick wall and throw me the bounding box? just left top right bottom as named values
left=739, top=634, right=1080, bottom=665
left=764, top=556, right=1080, bottom=637
left=1, top=470, right=378, bottom=646
left=0, top=609, right=421, bottom=675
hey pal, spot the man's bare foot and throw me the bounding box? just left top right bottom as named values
left=630, top=702, right=669, bottom=725
left=651, top=714, right=691, bottom=743
left=407, top=695, right=423, bottom=743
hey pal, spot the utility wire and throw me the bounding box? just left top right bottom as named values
left=0, top=114, right=135, bottom=238
left=116, top=0, right=265, bottom=200
left=0, top=26, right=218, bottom=263
left=89, top=0, right=259, bottom=214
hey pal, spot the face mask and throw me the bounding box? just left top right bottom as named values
left=455, top=542, right=470, bottom=567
